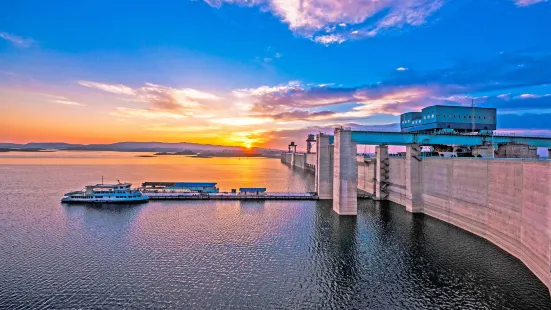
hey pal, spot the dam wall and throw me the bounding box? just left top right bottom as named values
left=387, top=158, right=407, bottom=206
left=284, top=147, right=550, bottom=291
left=293, top=153, right=305, bottom=169
left=357, top=160, right=375, bottom=195
left=281, top=152, right=293, bottom=165
left=280, top=152, right=316, bottom=172
left=358, top=157, right=551, bottom=292
left=305, top=153, right=316, bottom=171
left=418, top=159, right=550, bottom=292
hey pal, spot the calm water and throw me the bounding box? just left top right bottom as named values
left=0, top=151, right=550, bottom=309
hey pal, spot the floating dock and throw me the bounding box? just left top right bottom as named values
left=144, top=192, right=318, bottom=200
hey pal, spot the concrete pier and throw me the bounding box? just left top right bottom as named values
left=333, top=128, right=358, bottom=215
left=405, top=144, right=423, bottom=213
left=316, top=133, right=334, bottom=199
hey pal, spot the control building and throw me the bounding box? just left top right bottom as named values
left=401, top=105, right=496, bottom=133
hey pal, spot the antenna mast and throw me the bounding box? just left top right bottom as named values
left=471, top=98, right=475, bottom=133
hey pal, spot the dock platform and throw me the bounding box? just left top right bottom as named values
left=144, top=192, right=318, bottom=201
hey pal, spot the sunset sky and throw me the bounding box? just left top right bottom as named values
left=1, top=0, right=551, bottom=149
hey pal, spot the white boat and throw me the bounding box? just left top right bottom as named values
left=62, top=182, right=149, bottom=203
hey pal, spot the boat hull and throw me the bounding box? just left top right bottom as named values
left=61, top=197, right=149, bottom=203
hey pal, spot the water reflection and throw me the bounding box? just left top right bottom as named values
left=0, top=158, right=550, bottom=309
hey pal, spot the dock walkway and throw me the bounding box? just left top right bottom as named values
left=145, top=192, right=318, bottom=200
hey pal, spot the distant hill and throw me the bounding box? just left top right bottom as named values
left=0, top=141, right=283, bottom=156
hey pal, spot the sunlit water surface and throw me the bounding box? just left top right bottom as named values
left=0, top=151, right=550, bottom=309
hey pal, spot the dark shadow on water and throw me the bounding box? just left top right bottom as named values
left=61, top=201, right=146, bottom=213
left=311, top=201, right=361, bottom=305
left=388, top=201, right=551, bottom=309
left=60, top=202, right=144, bottom=245
left=238, top=200, right=266, bottom=214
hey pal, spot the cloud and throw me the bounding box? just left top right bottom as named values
left=147, top=124, right=222, bottom=132
left=235, top=81, right=358, bottom=115
left=74, top=51, right=551, bottom=148
left=514, top=0, right=548, bottom=6
left=228, top=51, right=551, bottom=124
left=137, top=83, right=218, bottom=112
left=77, top=80, right=135, bottom=96
left=269, top=110, right=336, bottom=121
left=204, top=1, right=547, bottom=44
left=0, top=32, right=35, bottom=47
left=52, top=99, right=86, bottom=106
left=237, top=79, right=434, bottom=120
left=210, top=117, right=273, bottom=126
left=314, top=34, right=345, bottom=45
left=497, top=93, right=510, bottom=100
left=261, top=122, right=400, bottom=149
left=109, top=107, right=186, bottom=119
left=382, top=52, right=551, bottom=94
left=516, top=93, right=550, bottom=99
left=204, top=0, right=445, bottom=44
left=396, top=67, right=408, bottom=71
left=44, top=94, right=85, bottom=107
left=78, top=80, right=221, bottom=116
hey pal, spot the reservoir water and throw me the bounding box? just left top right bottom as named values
left=1, top=151, right=550, bottom=309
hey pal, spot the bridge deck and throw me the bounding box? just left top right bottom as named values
left=346, top=131, right=551, bottom=147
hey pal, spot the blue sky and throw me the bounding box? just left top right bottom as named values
left=1, top=0, right=551, bottom=148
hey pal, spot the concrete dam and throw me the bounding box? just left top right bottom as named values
left=281, top=126, right=551, bottom=294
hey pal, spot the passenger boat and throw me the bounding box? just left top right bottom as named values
left=62, top=182, right=149, bottom=203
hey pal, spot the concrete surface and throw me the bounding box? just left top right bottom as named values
left=316, top=134, right=334, bottom=200
left=364, top=157, right=551, bottom=293
left=333, top=128, right=358, bottom=215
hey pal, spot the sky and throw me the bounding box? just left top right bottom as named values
left=1, top=0, right=551, bottom=150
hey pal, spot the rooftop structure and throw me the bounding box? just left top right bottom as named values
left=239, top=187, right=266, bottom=192
left=141, top=182, right=219, bottom=193
left=306, top=134, right=315, bottom=154
left=400, top=105, right=496, bottom=133
left=288, top=142, right=297, bottom=153
left=239, top=188, right=267, bottom=195
left=86, top=183, right=132, bottom=190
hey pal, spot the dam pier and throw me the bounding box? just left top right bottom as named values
left=281, top=105, right=551, bottom=293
